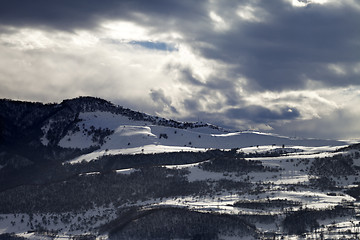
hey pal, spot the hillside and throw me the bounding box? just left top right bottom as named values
left=1, top=97, right=359, bottom=240
left=0, top=96, right=344, bottom=169
left=0, top=97, right=223, bottom=175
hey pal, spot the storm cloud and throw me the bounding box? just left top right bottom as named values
left=0, top=0, right=359, bottom=139
left=226, top=106, right=300, bottom=123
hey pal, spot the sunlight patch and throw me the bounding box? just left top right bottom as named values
left=209, top=11, right=229, bottom=31
left=237, top=5, right=265, bottom=22
left=101, top=21, right=149, bottom=41
left=287, top=0, right=330, bottom=7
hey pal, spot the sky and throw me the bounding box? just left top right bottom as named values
left=0, top=0, right=359, bottom=140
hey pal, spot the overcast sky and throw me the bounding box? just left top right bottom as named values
left=0, top=0, right=359, bottom=140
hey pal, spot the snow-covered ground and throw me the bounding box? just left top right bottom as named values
left=51, top=111, right=347, bottom=164
left=0, top=206, right=116, bottom=240
left=3, top=143, right=360, bottom=239
left=6, top=109, right=359, bottom=239
left=67, top=144, right=207, bottom=164
left=98, top=146, right=358, bottom=215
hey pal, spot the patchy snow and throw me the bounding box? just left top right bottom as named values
left=40, top=120, right=52, bottom=146
left=66, top=144, right=207, bottom=164
left=163, top=161, right=204, bottom=169
left=55, top=111, right=346, bottom=164
left=58, top=111, right=152, bottom=149
left=186, top=165, right=229, bottom=182
left=139, top=193, right=244, bottom=215
left=0, top=205, right=115, bottom=240
left=239, top=145, right=346, bottom=156
left=115, top=168, right=138, bottom=174
left=79, top=171, right=101, bottom=176
left=17, top=108, right=360, bottom=239
left=4, top=143, right=360, bottom=239
left=352, top=157, right=360, bottom=167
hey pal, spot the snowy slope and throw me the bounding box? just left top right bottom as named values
left=43, top=111, right=347, bottom=163
left=3, top=97, right=360, bottom=240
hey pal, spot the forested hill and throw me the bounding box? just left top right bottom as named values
left=0, top=96, right=218, bottom=147
left=0, top=96, right=345, bottom=172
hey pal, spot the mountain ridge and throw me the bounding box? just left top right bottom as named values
left=0, top=96, right=223, bottom=145
left=0, top=96, right=346, bottom=174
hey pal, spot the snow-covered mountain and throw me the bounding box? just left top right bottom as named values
left=0, top=96, right=344, bottom=166
left=50, top=110, right=344, bottom=151
left=51, top=109, right=346, bottom=164
left=2, top=96, right=359, bottom=240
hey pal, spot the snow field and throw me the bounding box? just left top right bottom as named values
left=67, top=144, right=207, bottom=164
left=0, top=206, right=116, bottom=240
left=49, top=111, right=346, bottom=164
left=27, top=110, right=360, bottom=239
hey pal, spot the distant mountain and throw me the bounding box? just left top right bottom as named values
left=0, top=96, right=219, bottom=147
left=0, top=96, right=345, bottom=170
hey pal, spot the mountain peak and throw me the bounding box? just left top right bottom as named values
left=60, top=96, right=116, bottom=113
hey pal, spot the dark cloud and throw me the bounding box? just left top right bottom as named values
left=0, top=1, right=103, bottom=30
left=150, top=89, right=178, bottom=114
left=177, top=67, right=206, bottom=86
left=167, top=64, right=245, bottom=107
left=194, top=1, right=360, bottom=90
left=226, top=105, right=300, bottom=123
left=183, top=99, right=200, bottom=112
left=0, top=0, right=205, bottom=31
left=1, top=1, right=359, bottom=90
left=272, top=108, right=360, bottom=140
